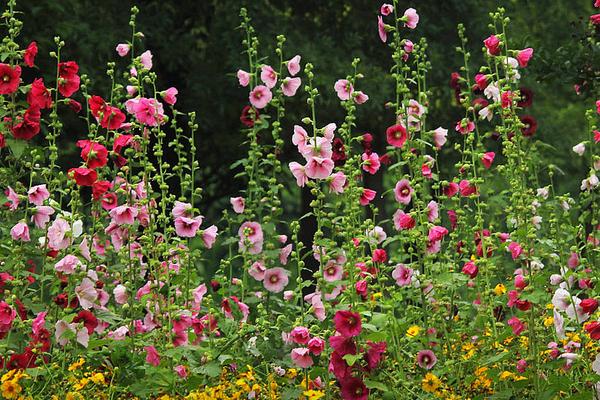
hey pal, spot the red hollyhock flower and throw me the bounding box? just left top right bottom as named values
left=372, top=248, right=387, bottom=263
left=585, top=321, right=600, bottom=340
left=73, top=310, right=98, bottom=334
left=27, top=78, right=53, bottom=109
left=517, top=87, right=533, bottom=108
left=240, top=105, right=259, bottom=127
left=76, top=140, right=108, bottom=169
left=24, top=41, right=38, bottom=67
left=520, top=115, right=537, bottom=137
left=0, top=63, right=21, bottom=94
left=386, top=124, right=408, bottom=148
left=10, top=107, right=41, bottom=140
left=462, top=261, right=479, bottom=278
left=365, top=340, right=387, bottom=370
left=0, top=133, right=5, bottom=149
left=581, top=298, right=599, bottom=315
left=89, top=95, right=125, bottom=129
left=68, top=99, right=82, bottom=113
left=333, top=310, right=362, bottom=337
left=58, top=61, right=80, bottom=97
left=69, top=167, right=97, bottom=186
left=92, top=180, right=112, bottom=201
left=483, top=34, right=501, bottom=55
left=112, top=133, right=134, bottom=167
left=340, top=377, right=369, bottom=400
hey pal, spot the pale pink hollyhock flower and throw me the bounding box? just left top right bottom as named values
left=201, top=225, right=218, bottom=248
left=323, top=260, right=343, bottom=282
left=367, top=226, right=387, bottom=245
left=283, top=290, right=294, bottom=301
left=377, top=16, right=387, bottom=43
left=392, top=264, right=413, bottom=286
left=553, top=309, right=565, bottom=340
left=305, top=157, right=334, bottom=179
left=75, top=278, right=98, bottom=310
left=304, top=292, right=326, bottom=321
left=116, top=43, right=130, bottom=57
left=10, top=222, right=29, bottom=242
left=362, top=152, right=380, bottom=174
left=281, top=77, right=301, bottom=97
left=302, top=136, right=333, bottom=160
left=130, top=66, right=137, bottom=77
left=55, top=255, right=82, bottom=275
left=416, top=350, right=437, bottom=370
left=174, top=216, right=202, bottom=238
left=110, top=205, right=139, bottom=225
left=290, top=326, right=310, bottom=344
left=55, top=320, right=89, bottom=347
left=334, top=79, right=353, bottom=100
left=249, top=85, right=272, bottom=109
left=323, top=123, right=336, bottom=141
left=279, top=243, right=293, bottom=265
left=581, top=174, right=599, bottom=191
left=172, top=201, right=192, bottom=218
left=28, top=184, right=50, bottom=205
left=508, top=316, right=525, bottom=335
left=552, top=288, right=571, bottom=311
left=329, top=171, right=347, bottom=194
left=354, top=91, right=369, bottom=104
left=6, top=186, right=19, bottom=210
left=162, top=87, right=178, bottom=105
left=287, top=55, right=301, bottom=76
left=113, top=284, right=128, bottom=305
left=107, top=326, right=129, bottom=340
left=260, top=65, right=278, bottom=88
left=393, top=209, right=415, bottom=230
left=481, top=151, right=495, bottom=169
left=263, top=267, right=289, bottom=293
left=140, top=50, right=153, bottom=70
left=572, top=143, right=585, bottom=156
left=567, top=252, right=579, bottom=269
left=380, top=3, right=394, bottom=15
left=394, top=179, right=413, bottom=205
left=289, top=162, right=308, bottom=187
left=516, top=48, right=533, bottom=68
left=192, top=283, right=207, bottom=309
left=144, top=345, right=161, bottom=366
left=126, top=85, right=137, bottom=96
left=32, top=205, right=54, bottom=228
left=248, top=261, right=266, bottom=281
left=566, top=297, right=589, bottom=322
left=238, top=221, right=264, bottom=254
left=292, top=125, right=309, bottom=151
left=432, top=127, right=448, bottom=149
left=48, top=217, right=71, bottom=250
left=237, top=69, right=250, bottom=87
left=291, top=347, right=313, bottom=368
left=403, top=8, right=419, bottom=29
left=427, top=200, right=439, bottom=222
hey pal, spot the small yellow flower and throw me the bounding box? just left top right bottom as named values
left=422, top=373, right=441, bottom=393
left=304, top=390, right=325, bottom=400
left=90, top=372, right=106, bottom=385
left=493, top=283, right=507, bottom=296
left=286, top=368, right=298, bottom=379
left=543, top=316, right=554, bottom=327
left=1, top=380, right=22, bottom=399
left=68, top=358, right=86, bottom=372
left=406, top=325, right=421, bottom=338
left=499, top=371, right=514, bottom=380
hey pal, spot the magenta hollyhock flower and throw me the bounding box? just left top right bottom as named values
left=394, top=179, right=413, bottom=205
left=416, top=349, right=437, bottom=370
left=329, top=171, right=347, bottom=194
left=237, top=69, right=250, bottom=87
left=462, top=261, right=478, bottom=278
left=386, top=124, right=408, bottom=147
left=329, top=334, right=357, bottom=355
left=393, top=209, right=415, bottom=230
left=403, top=8, right=419, bottom=29
left=32, top=311, right=47, bottom=336
left=238, top=221, right=264, bottom=254
left=340, top=377, right=369, bottom=400
left=334, top=79, right=353, bottom=100
left=144, top=345, right=160, bottom=366
left=116, top=43, right=130, bottom=57
left=481, top=152, right=495, bottom=169
left=162, top=87, right=178, bottom=105
left=281, top=77, right=301, bottom=97
left=516, top=359, right=527, bottom=373
left=287, top=55, right=301, bottom=76
left=455, top=118, right=475, bottom=135
left=290, top=326, right=310, bottom=344
left=361, top=152, right=380, bottom=174
left=260, top=65, right=277, bottom=88
left=372, top=248, right=387, bottom=263
left=140, top=50, right=153, bottom=70
left=428, top=226, right=448, bottom=242
left=10, top=222, right=29, bottom=242
left=249, top=85, right=272, bottom=109
left=54, top=255, right=82, bottom=275
left=360, top=188, right=376, bottom=206
left=366, top=341, right=387, bottom=369
left=392, top=264, right=413, bottom=286
left=380, top=3, right=393, bottom=15
left=263, top=267, right=289, bottom=293
left=377, top=16, right=387, bottom=43
left=459, top=179, right=477, bottom=197
left=508, top=241, right=523, bottom=260
left=291, top=347, right=313, bottom=368
left=333, top=310, right=362, bottom=337
left=127, top=97, right=165, bottom=126
left=308, top=337, right=325, bottom=355
left=289, top=161, right=309, bottom=187
left=110, top=204, right=139, bottom=225
left=508, top=316, right=525, bottom=335
left=0, top=301, right=16, bottom=331
left=516, top=48, right=534, bottom=67
left=483, top=35, right=501, bottom=56
left=305, top=156, right=334, bottom=179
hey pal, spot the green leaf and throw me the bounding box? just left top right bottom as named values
left=342, top=353, right=362, bottom=366
left=364, top=379, right=388, bottom=391
left=6, top=138, right=27, bottom=158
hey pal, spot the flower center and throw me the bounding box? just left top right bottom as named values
left=270, top=275, right=278, bottom=283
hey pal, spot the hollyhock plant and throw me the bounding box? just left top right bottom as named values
left=263, top=267, right=289, bottom=293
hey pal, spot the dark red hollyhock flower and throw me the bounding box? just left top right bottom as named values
left=581, top=298, right=599, bottom=315
left=517, top=87, right=533, bottom=108
left=328, top=350, right=353, bottom=380
left=0, top=64, right=21, bottom=94
left=73, top=310, right=98, bottom=334
left=0, top=133, right=5, bottom=149
left=10, top=107, right=41, bottom=140
left=3, top=349, right=37, bottom=370
left=68, top=99, right=82, bottom=113
left=69, top=167, right=98, bottom=186
left=57, top=61, right=80, bottom=97
left=361, top=133, right=373, bottom=155
left=210, top=280, right=221, bottom=292
left=27, top=78, right=52, bottom=109
left=24, top=41, right=37, bottom=67
left=329, top=335, right=357, bottom=355
left=240, top=105, right=259, bottom=127
left=365, top=340, right=387, bottom=370
left=333, top=310, right=362, bottom=337
left=379, top=153, right=392, bottom=165
left=92, top=180, right=112, bottom=201
left=89, top=95, right=125, bottom=130
left=585, top=321, right=600, bottom=340
left=520, top=115, right=537, bottom=137
left=332, top=137, right=347, bottom=166
left=112, top=133, right=134, bottom=167
left=340, top=377, right=369, bottom=400
left=76, top=140, right=108, bottom=169
left=449, top=72, right=462, bottom=90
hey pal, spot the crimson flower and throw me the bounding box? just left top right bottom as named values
left=333, top=310, right=362, bottom=337
left=0, top=63, right=21, bottom=94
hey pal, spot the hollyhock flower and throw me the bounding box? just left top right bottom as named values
left=377, top=16, right=387, bottom=43
left=27, top=184, right=50, bottom=206
left=459, top=179, right=477, bottom=197
left=172, top=201, right=192, bottom=219
left=0, top=63, right=21, bottom=94
left=73, top=310, right=98, bottom=334
left=27, top=78, right=52, bottom=109
left=201, top=225, right=218, bottom=249
left=360, top=188, right=376, bottom=206
left=10, top=222, right=29, bottom=242
left=428, top=226, right=448, bottom=243
left=248, top=261, right=266, bottom=281
left=329, top=171, right=347, bottom=194
left=77, top=140, right=108, bottom=169
left=291, top=347, right=313, bottom=368
left=31, top=205, right=54, bottom=229
left=594, top=130, right=600, bottom=144
left=24, top=41, right=38, bottom=67
left=127, top=97, right=164, bottom=126
left=305, top=157, right=334, bottom=179
left=372, top=248, right=387, bottom=263
left=393, top=209, right=415, bottom=230
left=462, top=261, right=478, bottom=278
left=281, top=77, right=301, bottom=97
left=432, top=127, right=448, bottom=149
left=260, top=65, right=277, bottom=88
left=416, top=350, right=437, bottom=370
left=249, top=85, right=272, bottom=109
left=403, top=8, right=419, bottom=29
left=474, top=73, right=488, bottom=90
left=366, top=341, right=387, bottom=370
left=240, top=105, right=259, bottom=127
left=481, top=152, right=495, bottom=169
left=308, top=337, right=325, bottom=355
left=263, top=267, right=289, bottom=293
left=516, top=48, right=533, bottom=67
left=334, top=310, right=362, bottom=337
left=582, top=298, right=599, bottom=315
left=110, top=205, right=139, bottom=225
left=394, top=179, right=413, bottom=205
left=380, top=3, right=393, bottom=15
left=237, top=69, right=250, bottom=87
left=567, top=252, right=579, bottom=268
left=75, top=278, right=98, bottom=310
left=585, top=321, right=600, bottom=340
left=501, top=91, right=513, bottom=108
left=590, top=14, right=600, bottom=25
left=508, top=316, right=525, bottom=335
left=386, top=124, right=408, bottom=148
left=520, top=115, right=537, bottom=137
left=174, top=216, right=202, bottom=238
left=353, top=90, right=369, bottom=104
left=57, top=61, right=80, bottom=97
left=0, top=301, right=16, bottom=332
left=113, top=284, right=128, bottom=305
left=392, top=264, right=413, bottom=286
left=290, top=326, right=310, bottom=344
left=54, top=255, right=82, bottom=275
left=238, top=221, right=264, bottom=255
left=362, top=152, right=380, bottom=174
left=573, top=143, right=585, bottom=156
left=484, top=35, right=501, bottom=55
left=332, top=137, right=347, bottom=165
left=508, top=241, right=523, bottom=260
left=455, top=119, right=475, bottom=135
left=581, top=174, right=599, bottom=191
left=140, top=50, right=153, bottom=70
left=10, top=106, right=41, bottom=140
left=289, top=162, right=308, bottom=187
left=303, top=136, right=333, bottom=159
left=426, top=200, right=439, bottom=223
left=287, top=55, right=301, bottom=76
left=69, top=167, right=98, bottom=186
left=162, top=87, right=178, bottom=105
left=116, top=43, right=130, bottom=57
left=340, top=377, right=368, bottom=400
left=292, top=125, right=309, bottom=150
left=323, top=260, right=344, bottom=282
left=144, top=346, right=160, bottom=366
left=334, top=79, right=353, bottom=101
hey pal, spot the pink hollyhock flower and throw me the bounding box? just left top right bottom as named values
left=174, top=365, right=188, bottom=379
left=508, top=316, right=525, bottom=335
left=360, top=188, right=376, bottom=206
left=596, top=100, right=600, bottom=114
left=287, top=55, right=301, bottom=76
left=593, top=130, right=600, bottom=144
left=10, top=222, right=29, bottom=242
left=386, top=124, right=408, bottom=147
left=75, top=278, right=98, bottom=310
left=113, top=284, right=128, bottom=305
left=432, top=127, right=448, bottom=149
left=428, top=226, right=448, bottom=242
left=334, top=310, right=362, bottom=337
left=174, top=216, right=202, bottom=238
left=249, top=85, right=272, bottom=109
left=308, top=337, right=325, bottom=355
left=393, top=209, right=415, bottom=230
left=475, top=73, right=488, bottom=90
left=110, top=205, right=139, bottom=225
left=484, top=35, right=501, bottom=56
left=6, top=186, right=19, bottom=210
left=283, top=290, right=294, bottom=301
left=459, top=179, right=477, bottom=197
left=392, top=264, right=413, bottom=286
left=305, top=157, right=334, bottom=179
left=0, top=301, right=16, bottom=331
left=380, top=3, right=394, bottom=15
left=292, top=125, right=309, bottom=151
left=462, top=261, right=478, bottom=278
left=144, top=346, right=160, bottom=366
left=508, top=241, right=523, bottom=260
left=201, top=225, right=218, bottom=248
left=290, top=326, right=310, bottom=344
left=372, top=248, right=387, bottom=263
left=263, top=267, right=289, bottom=293
left=329, top=172, right=347, bottom=194
left=394, top=179, right=413, bottom=205
left=416, top=349, right=437, bottom=370
left=340, top=377, right=368, bottom=400
left=47, top=217, right=71, bottom=250
left=362, top=152, right=380, bottom=174
left=302, top=136, right=333, bottom=159
left=55, top=255, right=82, bottom=275
left=260, top=65, right=277, bottom=88
left=289, top=162, right=308, bottom=187
left=324, top=260, right=344, bottom=282
left=426, top=200, right=439, bottom=222
left=516, top=359, right=527, bottom=373
left=162, top=87, right=178, bottom=105
left=31, top=206, right=54, bottom=228
left=172, top=201, right=192, bottom=218
left=354, top=91, right=369, bottom=104
left=567, top=252, right=579, bottom=268
left=377, top=16, right=387, bottom=43
left=591, top=14, right=600, bottom=25
left=237, top=69, right=250, bottom=87
left=422, top=164, right=432, bottom=179
left=248, top=261, right=266, bottom=281
left=514, top=274, right=527, bottom=290
left=455, top=118, right=475, bottom=135
left=481, top=151, right=495, bottom=169
left=282, top=77, right=301, bottom=97
left=334, top=79, right=353, bottom=100
left=32, top=311, right=47, bottom=336
left=127, top=97, right=165, bottom=126
left=140, top=50, right=153, bottom=70
left=516, top=48, right=533, bottom=67
left=116, top=43, right=130, bottom=57
left=403, top=8, right=419, bottom=29
left=238, top=221, right=264, bottom=254
left=291, top=347, right=313, bottom=368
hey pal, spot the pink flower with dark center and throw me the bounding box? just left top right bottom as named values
left=394, top=179, right=413, bottom=205
left=248, top=261, right=266, bottom=281
left=32, top=205, right=54, bottom=228
left=290, top=326, right=310, bottom=344
left=428, top=226, right=448, bottom=242
left=340, top=377, right=368, bottom=400
left=127, top=97, right=164, bottom=126
left=174, top=216, right=202, bottom=238
left=263, top=267, right=289, bottom=293
left=462, top=261, right=478, bottom=278
left=305, top=157, right=334, bottom=179
left=333, top=310, right=362, bottom=337
left=380, top=3, right=394, bottom=15
left=202, top=225, right=218, bottom=249
left=324, top=260, right=343, bottom=282
left=459, top=179, right=477, bottom=197
left=416, top=349, right=437, bottom=370
left=249, top=85, right=272, bottom=109
left=308, top=337, right=325, bottom=355
left=260, top=65, right=278, bottom=88
left=362, top=152, right=380, bottom=174
left=386, top=124, right=408, bottom=148
left=334, top=79, right=353, bottom=101
left=392, top=264, right=413, bottom=286
left=172, top=201, right=192, bottom=218
left=455, top=118, right=475, bottom=135
left=353, top=91, right=369, bottom=104
left=287, top=55, right=301, bottom=76
left=403, top=8, right=419, bottom=29
left=281, top=77, right=301, bottom=97
left=291, top=347, right=313, bottom=368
